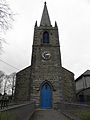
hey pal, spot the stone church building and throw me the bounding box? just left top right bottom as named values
left=14, top=2, right=76, bottom=109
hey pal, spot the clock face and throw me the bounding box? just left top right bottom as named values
left=42, top=51, right=51, bottom=60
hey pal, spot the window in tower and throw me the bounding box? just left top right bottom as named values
left=43, top=31, right=49, bottom=43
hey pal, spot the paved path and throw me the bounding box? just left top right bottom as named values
left=30, top=109, right=71, bottom=120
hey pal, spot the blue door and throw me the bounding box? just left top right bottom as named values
left=41, top=83, right=52, bottom=109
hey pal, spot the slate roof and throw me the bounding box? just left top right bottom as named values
left=83, top=70, right=90, bottom=76
left=75, top=70, right=90, bottom=81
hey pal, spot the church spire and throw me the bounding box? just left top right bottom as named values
left=40, top=2, right=51, bottom=26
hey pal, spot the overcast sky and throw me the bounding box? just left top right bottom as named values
left=0, top=0, right=90, bottom=78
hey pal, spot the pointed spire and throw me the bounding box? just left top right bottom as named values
left=40, top=2, right=51, bottom=26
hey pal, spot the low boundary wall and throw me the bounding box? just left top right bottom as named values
left=57, top=102, right=90, bottom=110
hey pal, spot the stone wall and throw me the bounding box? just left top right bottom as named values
left=57, top=102, right=90, bottom=110
left=62, top=67, right=76, bottom=102
left=30, top=65, right=76, bottom=108
left=31, top=66, right=63, bottom=107
left=14, top=66, right=31, bottom=102
left=33, top=27, right=60, bottom=47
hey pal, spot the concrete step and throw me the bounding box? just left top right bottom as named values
left=30, top=109, right=71, bottom=120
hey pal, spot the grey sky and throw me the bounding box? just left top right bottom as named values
left=0, top=0, right=90, bottom=78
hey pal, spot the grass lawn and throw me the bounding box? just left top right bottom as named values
left=0, top=111, right=18, bottom=120
left=74, top=110, right=90, bottom=120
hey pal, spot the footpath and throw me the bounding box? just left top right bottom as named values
left=30, top=109, right=71, bottom=120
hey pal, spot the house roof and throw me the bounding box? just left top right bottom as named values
left=83, top=70, right=90, bottom=76
left=75, top=70, right=90, bottom=82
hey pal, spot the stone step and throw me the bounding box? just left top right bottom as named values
left=30, top=109, right=71, bottom=120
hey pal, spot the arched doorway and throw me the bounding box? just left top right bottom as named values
left=40, top=82, right=52, bottom=109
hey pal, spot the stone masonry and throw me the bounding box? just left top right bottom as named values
left=14, top=2, right=76, bottom=108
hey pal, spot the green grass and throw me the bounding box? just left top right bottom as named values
left=0, top=111, right=18, bottom=120
left=74, top=110, right=90, bottom=120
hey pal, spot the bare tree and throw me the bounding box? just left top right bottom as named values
left=0, top=71, right=5, bottom=93
left=3, top=73, right=16, bottom=95
left=0, top=0, right=13, bottom=31
left=0, top=0, right=14, bottom=52
left=3, top=74, right=7, bottom=94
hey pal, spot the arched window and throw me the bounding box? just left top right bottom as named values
left=43, top=31, right=49, bottom=43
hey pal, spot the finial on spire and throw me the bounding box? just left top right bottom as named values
left=44, top=1, right=46, bottom=5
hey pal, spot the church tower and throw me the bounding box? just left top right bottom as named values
left=14, top=2, right=76, bottom=109
left=30, top=2, right=75, bottom=108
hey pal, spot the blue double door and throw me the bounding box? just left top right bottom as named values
left=40, top=83, right=52, bottom=109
